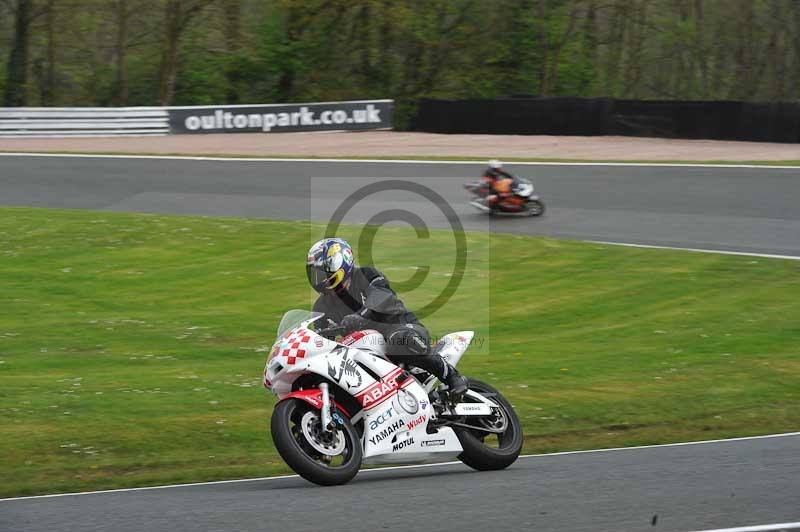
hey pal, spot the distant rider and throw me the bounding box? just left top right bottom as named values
left=306, top=237, right=468, bottom=398
left=482, top=159, right=523, bottom=211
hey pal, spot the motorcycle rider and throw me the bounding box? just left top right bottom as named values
left=482, top=159, right=524, bottom=212
left=306, top=237, right=469, bottom=398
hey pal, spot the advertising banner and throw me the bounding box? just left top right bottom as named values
left=169, top=100, right=393, bottom=134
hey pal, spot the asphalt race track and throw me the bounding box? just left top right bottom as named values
left=1, top=154, right=799, bottom=531
left=1, top=154, right=800, bottom=256
left=2, top=435, right=799, bottom=532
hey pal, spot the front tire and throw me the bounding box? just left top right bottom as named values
left=454, top=379, right=523, bottom=471
left=527, top=199, right=546, bottom=216
left=271, top=398, right=362, bottom=486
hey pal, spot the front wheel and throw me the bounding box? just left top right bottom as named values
left=527, top=199, right=546, bottom=216
left=271, top=398, right=362, bottom=486
left=454, top=379, right=523, bottom=471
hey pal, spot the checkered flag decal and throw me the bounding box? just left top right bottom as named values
left=279, top=330, right=312, bottom=365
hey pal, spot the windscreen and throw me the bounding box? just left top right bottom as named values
left=275, top=309, right=323, bottom=339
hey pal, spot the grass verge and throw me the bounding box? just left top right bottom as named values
left=1, top=207, right=799, bottom=497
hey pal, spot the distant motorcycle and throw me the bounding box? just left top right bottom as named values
left=464, top=177, right=545, bottom=217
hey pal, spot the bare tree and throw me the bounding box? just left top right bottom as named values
left=4, top=0, right=32, bottom=106
left=156, top=0, right=214, bottom=105
left=544, top=0, right=582, bottom=95
left=40, top=0, right=55, bottom=105
left=223, top=0, right=241, bottom=103
left=693, top=0, right=708, bottom=98
left=114, top=0, right=130, bottom=105
left=603, top=0, right=630, bottom=97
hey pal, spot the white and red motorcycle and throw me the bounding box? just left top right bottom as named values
left=263, top=310, right=523, bottom=485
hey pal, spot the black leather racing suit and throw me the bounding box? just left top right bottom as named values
left=312, top=266, right=449, bottom=379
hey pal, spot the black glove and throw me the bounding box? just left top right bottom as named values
left=340, top=313, right=369, bottom=333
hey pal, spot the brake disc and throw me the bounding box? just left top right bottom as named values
left=300, top=411, right=346, bottom=456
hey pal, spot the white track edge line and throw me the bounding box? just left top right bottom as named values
left=0, top=152, right=798, bottom=169
left=685, top=522, right=800, bottom=532
left=588, top=241, right=800, bottom=261
left=0, top=460, right=464, bottom=502
left=516, top=431, right=800, bottom=458
left=2, top=431, right=798, bottom=502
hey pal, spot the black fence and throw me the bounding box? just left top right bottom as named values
left=412, top=98, right=800, bottom=143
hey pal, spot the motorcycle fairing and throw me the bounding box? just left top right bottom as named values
left=281, top=388, right=352, bottom=418
left=340, top=329, right=388, bottom=359
left=435, top=331, right=475, bottom=368
left=362, top=427, right=463, bottom=465
left=362, top=377, right=463, bottom=460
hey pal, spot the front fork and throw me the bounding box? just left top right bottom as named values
left=319, top=382, right=334, bottom=432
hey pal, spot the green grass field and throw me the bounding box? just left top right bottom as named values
left=1, top=206, right=799, bottom=497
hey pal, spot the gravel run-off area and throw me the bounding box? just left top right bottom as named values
left=2, top=131, right=799, bottom=161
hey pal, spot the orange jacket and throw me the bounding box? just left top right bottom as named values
left=482, top=175, right=514, bottom=196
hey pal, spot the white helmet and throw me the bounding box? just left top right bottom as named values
left=488, top=159, right=503, bottom=169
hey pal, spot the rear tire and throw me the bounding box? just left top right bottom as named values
left=454, top=379, right=523, bottom=471
left=271, top=398, right=362, bottom=486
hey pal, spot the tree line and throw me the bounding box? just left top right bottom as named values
left=2, top=0, right=799, bottom=120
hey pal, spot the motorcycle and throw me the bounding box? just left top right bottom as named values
left=464, top=177, right=546, bottom=216
left=263, top=309, right=523, bottom=485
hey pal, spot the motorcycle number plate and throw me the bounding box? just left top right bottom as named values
left=453, top=403, right=493, bottom=416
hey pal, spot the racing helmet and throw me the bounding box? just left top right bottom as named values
left=306, top=238, right=355, bottom=293
left=488, top=159, right=503, bottom=169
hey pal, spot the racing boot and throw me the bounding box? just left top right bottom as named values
left=442, top=363, right=469, bottom=400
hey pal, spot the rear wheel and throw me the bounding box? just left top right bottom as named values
left=454, top=379, right=523, bottom=471
left=271, top=398, right=362, bottom=485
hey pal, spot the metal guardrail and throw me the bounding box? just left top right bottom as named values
left=0, top=107, right=169, bottom=138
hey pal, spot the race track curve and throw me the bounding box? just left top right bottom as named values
left=1, top=154, right=799, bottom=531
left=2, top=434, right=799, bottom=532
left=1, top=154, right=800, bottom=256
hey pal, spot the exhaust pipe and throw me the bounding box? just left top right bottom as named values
left=469, top=200, right=491, bottom=212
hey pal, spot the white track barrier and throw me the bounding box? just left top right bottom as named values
left=0, top=107, right=169, bottom=137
